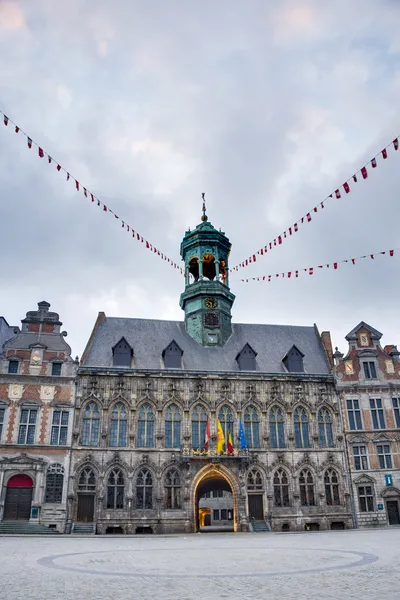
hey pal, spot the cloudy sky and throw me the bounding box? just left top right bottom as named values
left=1, top=0, right=400, bottom=359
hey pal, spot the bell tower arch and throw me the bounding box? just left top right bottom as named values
left=179, top=199, right=235, bottom=347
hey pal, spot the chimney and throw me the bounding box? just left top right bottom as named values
left=321, top=331, right=334, bottom=371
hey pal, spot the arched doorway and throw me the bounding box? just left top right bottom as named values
left=4, top=474, right=33, bottom=520
left=192, top=464, right=239, bottom=532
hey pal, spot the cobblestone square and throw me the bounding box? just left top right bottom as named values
left=1, top=529, right=400, bottom=600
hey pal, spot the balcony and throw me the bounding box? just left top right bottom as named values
left=181, top=446, right=251, bottom=461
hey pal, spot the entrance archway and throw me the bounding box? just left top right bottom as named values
left=4, top=474, right=33, bottom=520
left=192, top=464, right=239, bottom=532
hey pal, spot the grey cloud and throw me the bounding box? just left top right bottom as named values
left=1, top=0, right=400, bottom=356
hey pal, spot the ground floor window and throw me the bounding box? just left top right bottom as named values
left=358, top=485, right=374, bottom=512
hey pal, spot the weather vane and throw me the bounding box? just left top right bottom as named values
left=201, top=192, right=208, bottom=222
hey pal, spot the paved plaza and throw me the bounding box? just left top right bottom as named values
left=0, top=529, right=399, bottom=600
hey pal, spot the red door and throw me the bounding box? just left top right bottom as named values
left=4, top=474, right=33, bottom=521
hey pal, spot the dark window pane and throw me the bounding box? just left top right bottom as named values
left=8, top=360, right=19, bottom=374
left=51, top=362, right=62, bottom=376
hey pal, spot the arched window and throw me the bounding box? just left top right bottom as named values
left=82, top=402, right=100, bottom=447
left=218, top=405, right=233, bottom=448
left=244, top=406, right=260, bottom=448
left=299, top=469, right=315, bottom=506
left=273, top=469, right=290, bottom=507
left=107, top=468, right=124, bottom=509
left=191, top=404, right=207, bottom=449
left=137, top=403, right=154, bottom=448
left=165, top=469, right=181, bottom=509
left=318, top=408, right=334, bottom=448
left=136, top=468, right=153, bottom=509
left=294, top=407, right=310, bottom=449
left=269, top=406, right=285, bottom=449
left=110, top=403, right=127, bottom=447
left=324, top=469, right=340, bottom=505
left=165, top=404, right=181, bottom=449
left=247, top=468, right=263, bottom=491
left=44, top=464, right=64, bottom=503
left=78, top=467, right=96, bottom=491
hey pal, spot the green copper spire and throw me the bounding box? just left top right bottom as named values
left=179, top=199, right=235, bottom=347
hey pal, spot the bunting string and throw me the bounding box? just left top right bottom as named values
left=240, top=246, right=398, bottom=283
left=230, top=134, right=400, bottom=273
left=1, top=110, right=184, bottom=274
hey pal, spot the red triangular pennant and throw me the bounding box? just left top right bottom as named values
left=335, top=189, right=341, bottom=199
left=371, top=157, right=377, bottom=168
left=382, top=148, right=387, bottom=159
left=343, top=182, right=350, bottom=193
left=38, top=147, right=44, bottom=158
left=361, top=166, right=368, bottom=179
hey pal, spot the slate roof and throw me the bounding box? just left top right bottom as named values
left=0, top=317, right=18, bottom=354
left=82, top=316, right=330, bottom=375
left=4, top=332, right=71, bottom=353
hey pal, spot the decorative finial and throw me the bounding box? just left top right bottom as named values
left=201, top=192, right=208, bottom=222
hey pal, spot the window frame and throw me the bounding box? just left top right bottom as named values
left=137, top=403, right=155, bottom=449
left=8, top=359, right=19, bottom=374
left=293, top=407, right=310, bottom=449
left=273, top=468, right=290, bottom=507
left=324, top=469, right=340, bottom=506
left=44, top=464, right=64, bottom=504
left=243, top=406, right=260, bottom=449
left=352, top=445, right=369, bottom=471
left=269, top=406, right=285, bottom=449
left=17, top=407, right=38, bottom=445
left=81, top=402, right=100, bottom=447
left=318, top=407, right=334, bottom=448
left=50, top=410, right=69, bottom=445
left=0, top=407, right=5, bottom=442
left=392, top=398, right=400, bottom=428
left=369, top=398, right=385, bottom=429
left=164, top=469, right=181, bottom=509
left=299, top=469, right=315, bottom=506
left=136, top=468, right=153, bottom=509
left=346, top=398, right=363, bottom=431
left=363, top=361, right=377, bottom=379
left=191, top=404, right=207, bottom=450
left=358, top=485, right=374, bottom=512
left=106, top=468, right=125, bottom=509
left=51, top=362, right=62, bottom=377
left=110, top=402, right=127, bottom=448
left=377, top=444, right=392, bottom=469
left=165, top=404, right=182, bottom=449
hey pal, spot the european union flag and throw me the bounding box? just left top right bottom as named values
left=239, top=419, right=248, bottom=450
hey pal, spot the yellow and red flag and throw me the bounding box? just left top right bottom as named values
left=227, top=431, right=234, bottom=455
left=216, top=420, right=225, bottom=454
left=204, top=417, right=211, bottom=451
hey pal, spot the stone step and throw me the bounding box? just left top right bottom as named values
left=252, top=520, right=271, bottom=532
left=71, top=522, right=96, bottom=534
left=0, top=520, right=59, bottom=534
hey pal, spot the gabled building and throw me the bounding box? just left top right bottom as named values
left=335, top=321, right=400, bottom=527
left=0, top=302, right=77, bottom=532
left=69, top=211, right=353, bottom=534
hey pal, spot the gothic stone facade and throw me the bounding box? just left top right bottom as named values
left=68, top=313, right=353, bottom=534
left=0, top=302, right=77, bottom=532
left=335, top=321, right=400, bottom=528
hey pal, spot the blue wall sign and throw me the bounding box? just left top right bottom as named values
left=385, top=474, right=393, bottom=486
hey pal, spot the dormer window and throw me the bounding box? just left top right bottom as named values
left=236, top=344, right=257, bottom=371
left=363, top=361, right=377, bottom=379
left=283, top=345, right=305, bottom=373
left=51, top=362, right=62, bottom=376
left=163, top=341, right=183, bottom=369
left=8, top=360, right=19, bottom=374
left=112, top=338, right=133, bottom=367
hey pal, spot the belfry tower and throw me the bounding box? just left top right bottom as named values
left=179, top=197, right=235, bottom=347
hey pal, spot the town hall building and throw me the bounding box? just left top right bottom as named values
left=68, top=210, right=353, bottom=534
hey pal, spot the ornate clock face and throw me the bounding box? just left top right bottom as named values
left=205, top=297, right=217, bottom=309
